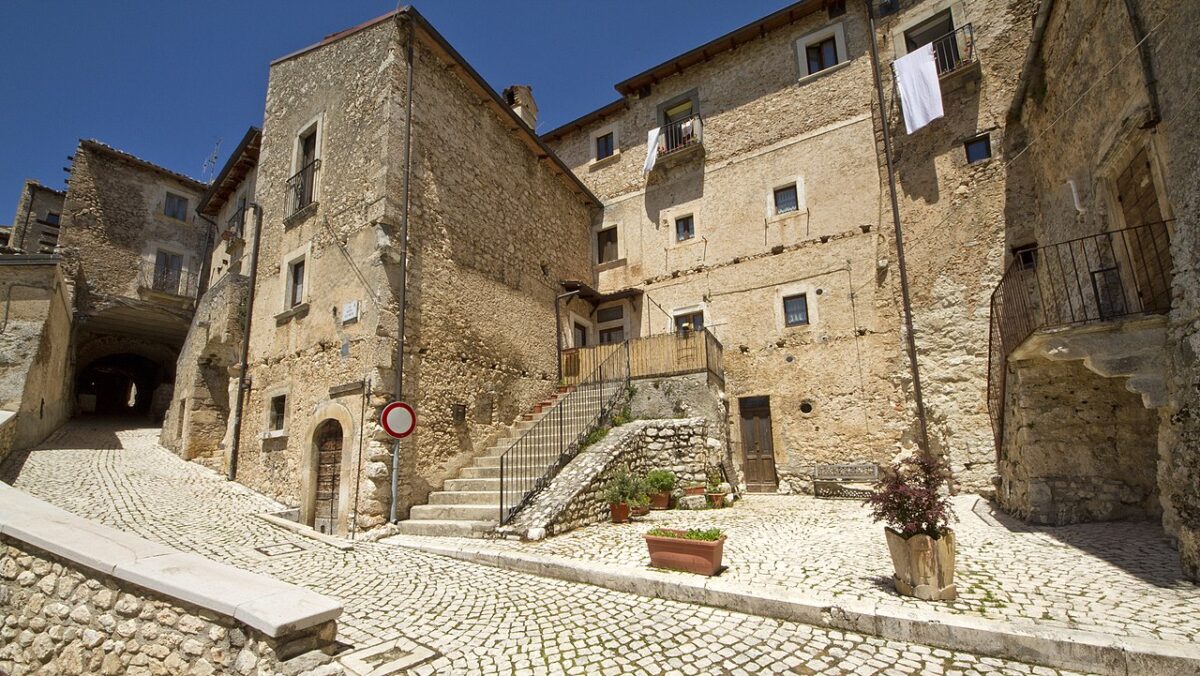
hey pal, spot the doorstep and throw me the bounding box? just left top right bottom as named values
left=382, top=536, right=1200, bottom=676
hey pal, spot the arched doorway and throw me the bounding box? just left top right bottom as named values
left=311, top=419, right=343, bottom=534
left=76, top=353, right=167, bottom=418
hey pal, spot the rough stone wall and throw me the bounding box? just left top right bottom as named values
left=505, top=418, right=718, bottom=537
left=58, top=142, right=209, bottom=314
left=997, top=358, right=1160, bottom=524
left=0, top=263, right=73, bottom=459
left=0, top=538, right=333, bottom=676
left=8, top=181, right=65, bottom=254
left=160, top=273, right=248, bottom=467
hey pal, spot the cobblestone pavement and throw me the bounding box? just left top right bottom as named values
left=2, top=420, right=1089, bottom=675
left=390, top=492, right=1200, bottom=646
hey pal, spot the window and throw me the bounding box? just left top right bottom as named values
left=287, top=258, right=306, bottom=308
left=904, top=9, right=954, bottom=52
left=596, top=306, right=623, bottom=323
left=596, top=304, right=625, bottom=345
left=44, top=212, right=60, bottom=226
left=269, top=395, right=286, bottom=431
left=573, top=322, right=588, bottom=348
left=165, top=192, right=188, bottom=221
left=663, top=100, right=694, bottom=125
left=965, top=134, right=992, bottom=164
left=774, top=184, right=799, bottom=214
left=1013, top=244, right=1038, bottom=271
left=153, top=250, right=183, bottom=293
left=599, top=327, right=625, bottom=344
left=675, top=215, right=695, bottom=242
left=806, top=37, right=839, bottom=74
left=595, top=132, right=614, bottom=161
left=674, top=311, right=704, bottom=333
left=292, top=126, right=319, bottom=212
left=596, top=226, right=619, bottom=264
left=783, top=294, right=809, bottom=326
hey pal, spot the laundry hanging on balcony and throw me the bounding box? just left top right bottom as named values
left=643, top=127, right=661, bottom=176
left=894, top=44, right=944, bottom=134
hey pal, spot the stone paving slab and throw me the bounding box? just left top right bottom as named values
left=3, top=419, right=1091, bottom=675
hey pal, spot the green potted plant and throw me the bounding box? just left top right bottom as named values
left=630, top=491, right=651, bottom=517
left=604, top=465, right=643, bottom=523
left=865, top=454, right=958, bottom=601
left=704, top=467, right=727, bottom=508
left=644, top=470, right=676, bottom=510
left=644, top=527, right=726, bottom=576
left=681, top=482, right=706, bottom=497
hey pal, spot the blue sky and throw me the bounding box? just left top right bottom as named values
left=0, top=0, right=791, bottom=221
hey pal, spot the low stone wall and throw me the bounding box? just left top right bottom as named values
left=503, top=418, right=720, bottom=538
left=0, top=483, right=342, bottom=675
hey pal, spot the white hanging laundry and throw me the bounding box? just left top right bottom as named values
left=894, top=44, right=944, bottom=134
left=643, top=127, right=661, bottom=176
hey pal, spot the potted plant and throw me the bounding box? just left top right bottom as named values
left=865, top=454, right=957, bottom=601
left=682, top=482, right=706, bottom=497
left=644, top=527, right=726, bottom=576
left=645, top=470, right=676, bottom=510
left=631, top=492, right=651, bottom=517
left=604, top=465, right=644, bottom=524
left=704, top=467, right=727, bottom=508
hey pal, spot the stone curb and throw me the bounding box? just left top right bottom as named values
left=255, top=511, right=355, bottom=551
left=385, top=537, right=1200, bottom=676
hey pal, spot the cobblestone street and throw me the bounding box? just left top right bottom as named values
left=389, top=489, right=1200, bottom=646
left=3, top=419, right=1088, bottom=675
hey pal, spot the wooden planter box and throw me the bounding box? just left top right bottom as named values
left=884, top=527, right=956, bottom=601
left=644, top=530, right=726, bottom=576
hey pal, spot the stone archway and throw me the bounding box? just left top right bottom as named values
left=300, top=401, right=358, bottom=535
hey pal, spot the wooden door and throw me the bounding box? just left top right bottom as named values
left=739, top=397, right=777, bottom=492
left=313, top=420, right=342, bottom=535
left=1114, top=147, right=1171, bottom=313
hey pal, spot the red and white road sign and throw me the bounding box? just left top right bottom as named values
left=381, top=401, right=416, bottom=439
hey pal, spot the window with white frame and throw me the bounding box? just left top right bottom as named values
left=783, top=294, right=809, bottom=326
left=795, top=23, right=848, bottom=79
left=283, top=252, right=307, bottom=310
left=590, top=122, right=619, bottom=164
left=269, top=394, right=287, bottom=431
left=774, top=184, right=800, bottom=214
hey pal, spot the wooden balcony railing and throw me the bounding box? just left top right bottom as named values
left=560, top=328, right=724, bottom=386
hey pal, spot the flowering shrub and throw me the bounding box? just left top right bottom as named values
left=865, top=454, right=956, bottom=538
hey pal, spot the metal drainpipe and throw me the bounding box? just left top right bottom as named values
left=864, top=0, right=932, bottom=455
left=227, top=202, right=264, bottom=481
left=390, top=18, right=417, bottom=523
left=554, top=290, right=580, bottom=382
left=1122, top=0, right=1161, bottom=126
left=1008, top=0, right=1056, bottom=123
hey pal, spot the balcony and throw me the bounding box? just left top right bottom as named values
left=929, top=24, right=977, bottom=78
left=561, top=327, right=723, bottom=386
left=286, top=159, right=320, bottom=217
left=138, top=261, right=199, bottom=300
left=987, top=222, right=1173, bottom=442
left=222, top=206, right=246, bottom=242
left=657, top=114, right=704, bottom=158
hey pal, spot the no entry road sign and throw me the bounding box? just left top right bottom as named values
left=381, top=401, right=416, bottom=439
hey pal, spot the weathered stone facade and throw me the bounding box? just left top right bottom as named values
left=8, top=181, right=65, bottom=255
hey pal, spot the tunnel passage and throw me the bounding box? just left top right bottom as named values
left=76, top=353, right=173, bottom=418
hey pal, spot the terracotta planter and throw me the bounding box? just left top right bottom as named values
left=705, top=492, right=727, bottom=508
left=649, top=491, right=671, bottom=510
left=883, top=527, right=957, bottom=601
left=631, top=504, right=650, bottom=517
left=644, top=530, right=726, bottom=576
left=610, top=503, right=630, bottom=523
left=683, top=485, right=705, bottom=497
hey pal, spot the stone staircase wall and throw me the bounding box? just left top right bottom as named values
left=500, top=418, right=720, bottom=539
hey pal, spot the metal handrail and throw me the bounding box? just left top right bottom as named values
left=928, top=23, right=976, bottom=77
left=499, top=342, right=631, bottom=524
left=658, top=114, right=703, bottom=156
left=138, top=261, right=200, bottom=298
left=986, top=220, right=1173, bottom=448
left=287, top=159, right=320, bottom=214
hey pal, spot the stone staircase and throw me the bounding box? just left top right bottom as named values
left=393, top=385, right=606, bottom=537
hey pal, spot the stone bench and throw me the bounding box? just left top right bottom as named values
left=812, top=462, right=878, bottom=499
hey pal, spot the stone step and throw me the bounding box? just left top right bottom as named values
left=472, top=455, right=561, bottom=469
left=459, top=465, right=549, bottom=480
left=427, top=490, right=501, bottom=505
left=390, top=519, right=496, bottom=538
left=443, top=477, right=500, bottom=492
left=409, top=503, right=499, bottom=521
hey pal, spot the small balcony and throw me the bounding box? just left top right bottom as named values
left=222, top=206, right=246, bottom=242
left=287, top=159, right=320, bottom=216
left=657, top=114, right=704, bottom=158
left=929, top=24, right=977, bottom=78
left=138, top=262, right=199, bottom=300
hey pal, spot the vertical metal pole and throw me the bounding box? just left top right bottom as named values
left=389, top=439, right=400, bottom=523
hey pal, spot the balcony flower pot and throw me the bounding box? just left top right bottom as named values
left=610, top=502, right=630, bottom=524
left=884, top=528, right=957, bottom=601
left=649, top=491, right=671, bottom=510
left=644, top=528, right=725, bottom=576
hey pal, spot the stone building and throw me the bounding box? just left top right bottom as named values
left=8, top=181, right=65, bottom=255
left=543, top=0, right=1035, bottom=493
left=990, top=0, right=1199, bottom=579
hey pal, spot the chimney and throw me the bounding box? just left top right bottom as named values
left=503, top=85, right=538, bottom=129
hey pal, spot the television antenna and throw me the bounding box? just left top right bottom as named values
left=201, top=138, right=222, bottom=184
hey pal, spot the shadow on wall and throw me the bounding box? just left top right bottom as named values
left=893, top=80, right=984, bottom=205
left=644, top=161, right=706, bottom=232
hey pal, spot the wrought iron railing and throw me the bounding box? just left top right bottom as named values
left=225, top=206, right=246, bottom=240
left=138, top=262, right=200, bottom=298
left=986, top=221, right=1173, bottom=448
left=658, top=114, right=703, bottom=156
left=929, top=24, right=976, bottom=77
left=500, top=342, right=631, bottom=524
left=287, top=159, right=320, bottom=214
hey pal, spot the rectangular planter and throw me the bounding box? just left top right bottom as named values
left=644, top=530, right=726, bottom=576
